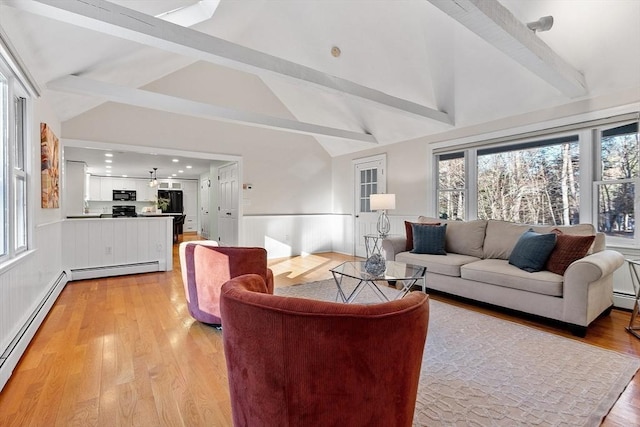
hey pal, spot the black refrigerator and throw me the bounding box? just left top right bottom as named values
left=158, top=190, right=184, bottom=213
left=158, top=189, right=184, bottom=235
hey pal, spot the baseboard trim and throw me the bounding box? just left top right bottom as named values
left=70, top=261, right=161, bottom=280
left=0, top=270, right=69, bottom=391
left=613, top=292, right=636, bottom=310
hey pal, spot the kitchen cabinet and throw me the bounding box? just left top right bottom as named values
left=111, top=177, right=136, bottom=191
left=182, top=180, right=198, bottom=232
left=158, top=180, right=182, bottom=190
left=99, top=177, right=113, bottom=201
left=135, top=180, right=157, bottom=201
left=88, top=175, right=102, bottom=201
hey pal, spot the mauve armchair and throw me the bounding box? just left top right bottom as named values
left=220, top=273, right=430, bottom=427
left=179, top=242, right=274, bottom=325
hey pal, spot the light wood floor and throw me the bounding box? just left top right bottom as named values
left=0, top=235, right=638, bottom=426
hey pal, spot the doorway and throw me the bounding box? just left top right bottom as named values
left=353, top=154, right=387, bottom=257
left=218, top=162, right=239, bottom=245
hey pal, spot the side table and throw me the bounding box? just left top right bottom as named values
left=363, top=234, right=396, bottom=258
left=626, top=259, right=640, bottom=339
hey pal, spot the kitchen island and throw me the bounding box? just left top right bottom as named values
left=62, top=216, right=173, bottom=280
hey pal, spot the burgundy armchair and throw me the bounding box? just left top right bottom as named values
left=179, top=242, right=274, bottom=325
left=220, top=274, right=430, bottom=427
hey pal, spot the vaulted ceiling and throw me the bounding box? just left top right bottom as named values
left=1, top=0, right=639, bottom=157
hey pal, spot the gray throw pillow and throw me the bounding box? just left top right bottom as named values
left=508, top=229, right=557, bottom=272
left=411, top=223, right=447, bottom=255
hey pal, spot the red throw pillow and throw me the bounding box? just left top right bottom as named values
left=545, top=229, right=595, bottom=275
left=405, top=221, right=441, bottom=252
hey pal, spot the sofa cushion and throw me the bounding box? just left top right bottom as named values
left=396, top=251, right=480, bottom=277
left=531, top=223, right=599, bottom=253
left=482, top=220, right=531, bottom=260
left=404, top=220, right=440, bottom=252
left=418, top=216, right=487, bottom=258
left=411, top=223, right=447, bottom=255
left=461, top=259, right=563, bottom=297
left=508, top=229, right=557, bottom=272
left=545, top=231, right=595, bottom=275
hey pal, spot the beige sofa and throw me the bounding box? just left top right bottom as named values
left=382, top=218, right=625, bottom=336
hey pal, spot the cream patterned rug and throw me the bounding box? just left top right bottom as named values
left=275, top=279, right=640, bottom=426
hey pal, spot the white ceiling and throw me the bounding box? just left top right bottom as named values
left=1, top=0, right=639, bottom=165
left=64, top=145, right=216, bottom=180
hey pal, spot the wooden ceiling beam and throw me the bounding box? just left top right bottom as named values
left=9, top=0, right=452, bottom=124
left=427, top=0, right=587, bottom=98
left=47, top=75, right=378, bottom=143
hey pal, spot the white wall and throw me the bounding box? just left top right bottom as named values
left=1, top=95, right=67, bottom=391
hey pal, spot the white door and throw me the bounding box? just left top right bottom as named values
left=199, top=176, right=210, bottom=239
left=218, top=163, right=239, bottom=245
left=354, top=155, right=387, bottom=257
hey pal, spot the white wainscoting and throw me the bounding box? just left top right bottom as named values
left=62, top=217, right=173, bottom=278
left=242, top=214, right=352, bottom=259
left=0, top=221, right=66, bottom=391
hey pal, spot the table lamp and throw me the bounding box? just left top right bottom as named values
left=370, top=193, right=395, bottom=237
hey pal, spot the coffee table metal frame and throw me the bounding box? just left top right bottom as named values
left=330, top=260, right=426, bottom=304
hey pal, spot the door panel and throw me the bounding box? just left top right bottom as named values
left=354, top=156, right=386, bottom=257
left=218, top=163, right=239, bottom=245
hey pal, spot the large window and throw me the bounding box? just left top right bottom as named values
left=437, top=152, right=465, bottom=220
left=435, top=117, right=639, bottom=248
left=0, top=53, right=30, bottom=262
left=477, top=136, right=579, bottom=225
left=595, top=122, right=638, bottom=244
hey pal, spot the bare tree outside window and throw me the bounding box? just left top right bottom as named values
left=477, top=139, right=580, bottom=225
left=597, top=123, right=638, bottom=240
left=437, top=154, right=465, bottom=220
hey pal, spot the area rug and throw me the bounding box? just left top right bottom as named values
left=275, top=279, right=640, bottom=426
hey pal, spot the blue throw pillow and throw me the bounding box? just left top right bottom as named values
left=411, top=223, right=447, bottom=255
left=508, top=229, right=557, bottom=272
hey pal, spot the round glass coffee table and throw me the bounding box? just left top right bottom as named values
left=330, top=260, right=426, bottom=304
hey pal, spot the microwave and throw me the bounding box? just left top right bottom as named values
left=113, top=190, right=136, bottom=201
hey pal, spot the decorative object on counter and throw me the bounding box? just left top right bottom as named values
left=370, top=193, right=395, bottom=237
left=40, top=123, right=60, bottom=208
left=364, top=253, right=386, bottom=276
left=155, top=196, right=170, bottom=213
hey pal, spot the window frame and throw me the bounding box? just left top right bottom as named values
left=433, top=118, right=640, bottom=248
left=0, top=50, right=32, bottom=264
left=593, top=121, right=639, bottom=247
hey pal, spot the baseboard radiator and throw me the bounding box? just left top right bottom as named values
left=70, top=261, right=161, bottom=281
left=0, top=271, right=69, bottom=392
left=613, top=291, right=636, bottom=311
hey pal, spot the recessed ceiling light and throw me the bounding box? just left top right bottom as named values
left=106, top=173, right=112, bottom=176
left=172, top=173, right=177, bottom=177
left=104, top=153, right=113, bottom=157
left=186, top=165, right=192, bottom=169
left=106, top=165, right=112, bottom=169
left=122, top=175, right=128, bottom=178
left=178, top=170, right=184, bottom=173
left=172, top=159, right=179, bottom=163
left=105, top=159, right=112, bottom=163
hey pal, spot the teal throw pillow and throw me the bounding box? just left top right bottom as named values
left=411, top=223, right=447, bottom=255
left=508, top=229, right=557, bottom=272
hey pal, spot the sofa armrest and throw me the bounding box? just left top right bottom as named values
left=562, top=250, right=625, bottom=326
left=381, top=236, right=407, bottom=261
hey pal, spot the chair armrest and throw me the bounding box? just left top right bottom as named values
left=564, top=250, right=625, bottom=283
left=265, top=268, right=275, bottom=294
left=381, top=236, right=407, bottom=261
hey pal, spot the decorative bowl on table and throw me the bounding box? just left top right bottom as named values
left=364, top=253, right=386, bottom=276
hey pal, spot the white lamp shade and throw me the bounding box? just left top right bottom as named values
left=370, top=193, right=396, bottom=211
